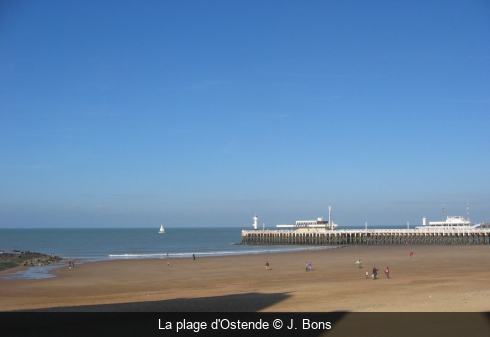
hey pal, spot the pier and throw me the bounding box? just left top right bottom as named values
left=241, top=228, right=490, bottom=245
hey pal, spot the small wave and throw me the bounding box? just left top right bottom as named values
left=107, top=246, right=338, bottom=259
left=108, top=253, right=168, bottom=258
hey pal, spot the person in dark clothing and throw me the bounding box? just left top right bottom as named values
left=372, top=267, right=378, bottom=280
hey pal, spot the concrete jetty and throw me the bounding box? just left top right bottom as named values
left=241, top=228, right=490, bottom=245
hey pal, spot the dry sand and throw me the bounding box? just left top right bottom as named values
left=0, top=245, right=489, bottom=313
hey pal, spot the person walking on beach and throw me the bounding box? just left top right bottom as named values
left=193, top=254, right=195, bottom=260
left=385, top=267, right=390, bottom=279
left=372, top=267, right=378, bottom=280
left=365, top=271, right=369, bottom=279
left=265, top=261, right=269, bottom=270
left=308, top=262, right=312, bottom=272
left=306, top=262, right=309, bottom=272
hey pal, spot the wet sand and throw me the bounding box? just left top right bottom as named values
left=0, top=245, right=489, bottom=312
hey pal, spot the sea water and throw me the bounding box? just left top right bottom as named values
left=0, top=225, right=405, bottom=279
left=0, top=227, right=332, bottom=279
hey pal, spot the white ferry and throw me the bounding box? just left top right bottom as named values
left=415, top=215, right=480, bottom=231
left=276, top=217, right=338, bottom=231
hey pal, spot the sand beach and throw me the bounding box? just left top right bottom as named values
left=2, top=245, right=490, bottom=337
left=0, top=244, right=489, bottom=313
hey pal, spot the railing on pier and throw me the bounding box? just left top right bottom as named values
left=240, top=228, right=490, bottom=245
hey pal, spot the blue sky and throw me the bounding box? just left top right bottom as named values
left=1, top=1, right=489, bottom=228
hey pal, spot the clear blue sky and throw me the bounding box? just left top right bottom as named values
left=1, top=1, right=489, bottom=228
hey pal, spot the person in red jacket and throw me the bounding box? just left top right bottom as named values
left=385, top=267, right=390, bottom=279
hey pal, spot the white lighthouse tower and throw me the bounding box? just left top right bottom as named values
left=253, top=215, right=258, bottom=230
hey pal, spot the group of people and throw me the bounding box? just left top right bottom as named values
left=357, top=257, right=395, bottom=280
left=68, top=260, right=75, bottom=268
left=261, top=260, right=391, bottom=277
left=366, top=266, right=390, bottom=280
left=261, top=259, right=392, bottom=278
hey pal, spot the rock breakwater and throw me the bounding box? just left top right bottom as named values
left=0, top=251, right=63, bottom=271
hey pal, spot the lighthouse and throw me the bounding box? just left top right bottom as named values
left=253, top=215, right=258, bottom=230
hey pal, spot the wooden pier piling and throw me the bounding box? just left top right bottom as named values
left=241, top=228, right=490, bottom=245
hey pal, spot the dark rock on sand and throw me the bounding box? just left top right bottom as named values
left=0, top=252, right=63, bottom=271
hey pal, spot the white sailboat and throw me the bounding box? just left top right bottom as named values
left=158, top=224, right=165, bottom=233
